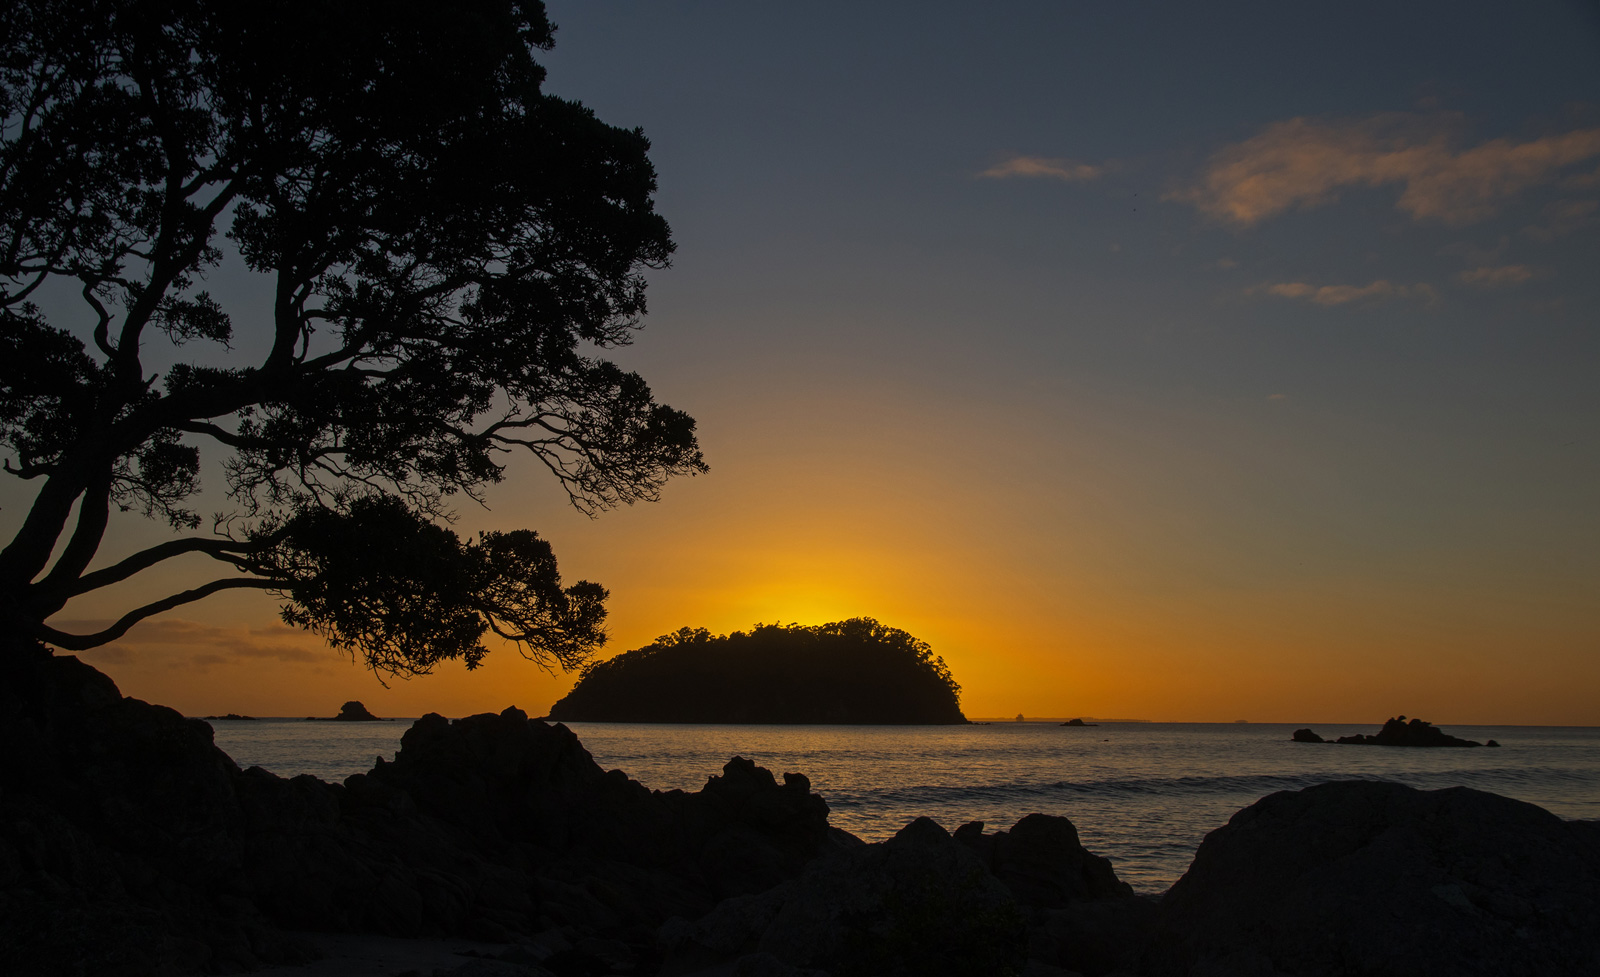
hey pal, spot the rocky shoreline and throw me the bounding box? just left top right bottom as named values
left=4, top=647, right=1598, bottom=977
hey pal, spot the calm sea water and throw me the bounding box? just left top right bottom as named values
left=207, top=719, right=1600, bottom=893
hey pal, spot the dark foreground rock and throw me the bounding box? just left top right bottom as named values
left=9, top=642, right=1597, bottom=977
left=662, top=814, right=1151, bottom=977
left=1145, top=780, right=1600, bottom=977
left=0, top=643, right=843, bottom=976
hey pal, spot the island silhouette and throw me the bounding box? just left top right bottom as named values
left=546, top=618, right=966, bottom=724
left=1292, top=716, right=1500, bottom=748
left=302, top=700, right=388, bottom=722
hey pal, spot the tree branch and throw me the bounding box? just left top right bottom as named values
left=34, top=469, right=114, bottom=604
left=65, top=536, right=259, bottom=598
left=172, top=419, right=251, bottom=449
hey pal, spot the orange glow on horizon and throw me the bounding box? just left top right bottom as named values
left=52, top=380, right=1600, bottom=728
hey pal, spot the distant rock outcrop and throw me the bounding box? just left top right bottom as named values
left=331, top=700, right=383, bottom=721
left=1144, top=780, right=1600, bottom=977
left=1293, top=715, right=1497, bottom=747
left=547, top=618, right=967, bottom=724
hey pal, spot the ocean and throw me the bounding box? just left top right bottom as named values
left=206, top=718, right=1600, bottom=893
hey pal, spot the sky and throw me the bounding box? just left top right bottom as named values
left=19, top=0, right=1600, bottom=723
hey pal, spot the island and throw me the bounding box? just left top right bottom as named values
left=1293, top=715, right=1499, bottom=747
left=546, top=618, right=967, bottom=723
left=304, top=700, right=388, bottom=722
left=1059, top=718, right=1099, bottom=727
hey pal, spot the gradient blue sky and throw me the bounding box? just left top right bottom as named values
left=39, top=0, right=1600, bottom=722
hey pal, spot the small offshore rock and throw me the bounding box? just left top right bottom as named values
left=1333, top=715, right=1485, bottom=747
left=332, top=700, right=384, bottom=721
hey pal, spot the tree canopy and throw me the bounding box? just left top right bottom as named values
left=547, top=618, right=967, bottom=724
left=0, top=0, right=704, bottom=674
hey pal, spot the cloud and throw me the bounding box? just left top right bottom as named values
left=1253, top=279, right=1437, bottom=306
left=979, top=155, right=1104, bottom=181
left=1523, top=198, right=1599, bottom=241
left=1458, top=264, right=1535, bottom=287
left=1173, top=115, right=1600, bottom=226
left=1561, top=165, right=1600, bottom=190
left=63, top=617, right=329, bottom=666
left=1438, top=236, right=1510, bottom=265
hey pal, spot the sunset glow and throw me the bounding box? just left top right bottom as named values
left=15, top=0, right=1598, bottom=726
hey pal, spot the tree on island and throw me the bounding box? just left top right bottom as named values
left=0, top=0, right=704, bottom=674
left=547, top=618, right=967, bottom=724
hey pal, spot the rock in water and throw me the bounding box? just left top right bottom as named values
left=333, top=700, right=382, bottom=721
left=1145, top=780, right=1600, bottom=977
left=1293, top=716, right=1491, bottom=747
left=1336, top=715, right=1486, bottom=746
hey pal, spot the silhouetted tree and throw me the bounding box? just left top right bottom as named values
left=548, top=618, right=967, bottom=724
left=0, top=0, right=704, bottom=674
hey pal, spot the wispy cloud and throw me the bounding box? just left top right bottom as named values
left=980, top=155, right=1104, bottom=181
left=1253, top=279, right=1437, bottom=306
left=1172, top=115, right=1600, bottom=226
left=64, top=617, right=328, bottom=668
left=1561, top=165, right=1600, bottom=190
left=1523, top=198, right=1599, bottom=242
left=1458, top=264, right=1535, bottom=287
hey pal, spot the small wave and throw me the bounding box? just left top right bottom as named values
left=855, top=771, right=1373, bottom=805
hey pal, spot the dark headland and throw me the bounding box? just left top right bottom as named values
left=546, top=618, right=967, bottom=724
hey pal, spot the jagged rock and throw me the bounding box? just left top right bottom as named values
left=956, top=813, right=1133, bottom=907
left=1144, top=780, right=1600, bottom=977
left=1028, top=895, right=1158, bottom=977
left=0, top=643, right=846, bottom=975
left=365, top=710, right=835, bottom=905
left=953, top=815, right=1146, bottom=975
left=663, top=817, right=1026, bottom=977
left=1332, top=715, right=1486, bottom=747
left=730, top=951, right=829, bottom=977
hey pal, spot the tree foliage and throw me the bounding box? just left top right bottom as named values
left=0, top=0, right=704, bottom=674
left=547, top=618, right=966, bottom=724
